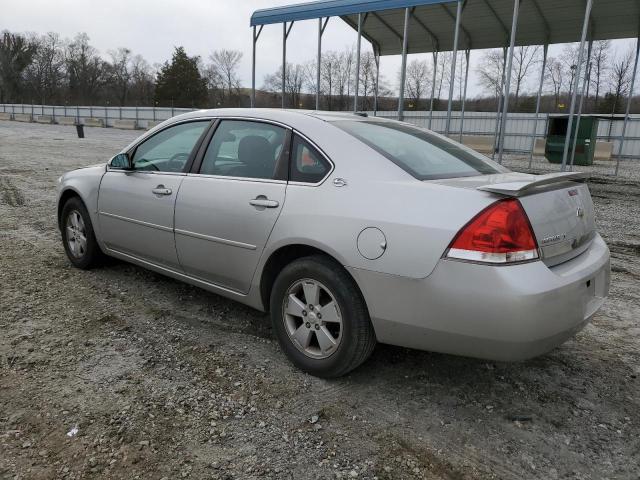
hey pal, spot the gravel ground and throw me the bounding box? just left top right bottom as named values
left=1, top=120, right=639, bottom=480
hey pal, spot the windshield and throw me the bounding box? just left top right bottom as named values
left=332, top=119, right=504, bottom=180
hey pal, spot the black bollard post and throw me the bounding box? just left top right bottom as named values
left=76, top=124, right=84, bottom=138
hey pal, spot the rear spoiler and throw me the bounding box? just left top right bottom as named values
left=477, top=172, right=589, bottom=197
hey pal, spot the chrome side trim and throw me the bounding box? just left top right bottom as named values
left=174, top=228, right=257, bottom=250
left=104, top=247, right=246, bottom=296
left=185, top=173, right=286, bottom=185
left=99, top=211, right=173, bottom=233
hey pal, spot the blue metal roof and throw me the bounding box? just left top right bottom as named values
left=251, top=0, right=640, bottom=55
left=250, top=0, right=450, bottom=27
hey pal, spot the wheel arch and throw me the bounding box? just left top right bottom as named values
left=258, top=243, right=366, bottom=313
left=57, top=187, right=84, bottom=231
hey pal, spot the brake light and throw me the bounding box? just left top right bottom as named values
left=445, top=198, right=539, bottom=264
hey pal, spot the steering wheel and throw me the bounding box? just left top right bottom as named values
left=135, top=159, right=159, bottom=171
left=168, top=152, right=189, bottom=171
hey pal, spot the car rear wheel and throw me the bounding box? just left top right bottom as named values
left=270, top=255, right=376, bottom=377
left=61, top=197, right=103, bottom=269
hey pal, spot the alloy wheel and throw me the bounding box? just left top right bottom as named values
left=282, top=279, right=343, bottom=359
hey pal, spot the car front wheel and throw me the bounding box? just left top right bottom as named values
left=270, top=255, right=376, bottom=378
left=60, top=197, right=103, bottom=269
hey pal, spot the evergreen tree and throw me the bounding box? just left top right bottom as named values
left=154, top=46, right=207, bottom=107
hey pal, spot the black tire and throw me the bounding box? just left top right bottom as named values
left=60, top=196, right=104, bottom=269
left=270, top=255, right=376, bottom=378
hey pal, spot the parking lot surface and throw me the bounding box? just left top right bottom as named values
left=1, top=120, right=639, bottom=479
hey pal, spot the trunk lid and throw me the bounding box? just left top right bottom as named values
left=431, top=172, right=596, bottom=266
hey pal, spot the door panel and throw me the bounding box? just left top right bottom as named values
left=175, top=176, right=286, bottom=292
left=98, top=120, right=210, bottom=269
left=98, top=172, right=184, bottom=268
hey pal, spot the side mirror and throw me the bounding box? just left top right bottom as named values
left=109, top=153, right=132, bottom=170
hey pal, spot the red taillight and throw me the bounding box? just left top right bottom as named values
left=446, top=198, right=539, bottom=264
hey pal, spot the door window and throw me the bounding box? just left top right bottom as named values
left=199, top=120, right=287, bottom=180
left=131, top=121, right=209, bottom=173
left=290, top=134, right=331, bottom=183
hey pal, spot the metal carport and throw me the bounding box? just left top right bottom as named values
left=250, top=0, right=640, bottom=173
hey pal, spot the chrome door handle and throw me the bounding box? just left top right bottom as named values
left=152, top=185, right=172, bottom=196
left=249, top=197, right=279, bottom=208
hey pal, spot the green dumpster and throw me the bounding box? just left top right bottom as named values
left=545, top=115, right=599, bottom=166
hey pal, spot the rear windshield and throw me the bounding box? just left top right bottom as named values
left=332, top=120, right=503, bottom=180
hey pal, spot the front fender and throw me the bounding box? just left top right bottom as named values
left=57, top=165, right=106, bottom=238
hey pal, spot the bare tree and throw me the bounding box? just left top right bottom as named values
left=477, top=49, right=504, bottom=100
left=320, top=51, right=339, bottom=110
left=107, top=47, right=132, bottom=106
left=435, top=52, right=452, bottom=101
left=561, top=44, right=583, bottom=100
left=263, top=62, right=305, bottom=108
left=129, top=55, right=155, bottom=106
left=547, top=57, right=564, bottom=111
left=24, top=32, right=64, bottom=104
left=64, top=33, right=106, bottom=104
left=209, top=49, right=243, bottom=100
left=358, top=52, right=377, bottom=110
left=606, top=49, right=633, bottom=114
left=590, top=40, right=610, bottom=110
left=511, top=46, right=540, bottom=107
left=404, top=58, right=429, bottom=108
left=337, top=48, right=354, bottom=110
left=0, top=31, right=37, bottom=103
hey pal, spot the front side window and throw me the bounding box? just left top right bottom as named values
left=199, top=120, right=286, bottom=180
left=332, top=120, right=505, bottom=180
left=131, top=121, right=209, bottom=173
left=290, top=134, right=330, bottom=183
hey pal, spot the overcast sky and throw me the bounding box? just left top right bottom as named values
left=4, top=0, right=635, bottom=99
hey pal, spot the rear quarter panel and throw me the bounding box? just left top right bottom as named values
left=260, top=118, right=500, bottom=280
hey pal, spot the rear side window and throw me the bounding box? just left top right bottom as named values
left=332, top=120, right=503, bottom=180
left=290, top=135, right=330, bottom=183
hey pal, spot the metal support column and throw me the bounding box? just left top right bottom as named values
left=316, top=18, right=325, bottom=110
left=251, top=25, right=263, bottom=108
left=445, top=1, right=463, bottom=135
left=492, top=48, right=507, bottom=160
left=429, top=51, right=438, bottom=130
left=459, top=49, right=470, bottom=142
left=398, top=7, right=410, bottom=121
left=615, top=35, right=640, bottom=175
left=528, top=44, right=548, bottom=168
left=497, top=0, right=521, bottom=164
left=560, top=0, right=593, bottom=171
left=354, top=13, right=362, bottom=112
left=569, top=40, right=593, bottom=170
left=282, top=23, right=287, bottom=109
left=373, top=51, right=380, bottom=116
left=281, top=22, right=295, bottom=109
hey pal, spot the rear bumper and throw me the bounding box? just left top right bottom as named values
left=348, top=233, right=610, bottom=361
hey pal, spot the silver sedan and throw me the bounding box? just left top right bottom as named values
left=57, top=109, right=610, bottom=377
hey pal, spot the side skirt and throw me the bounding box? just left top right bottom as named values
left=103, top=247, right=266, bottom=312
